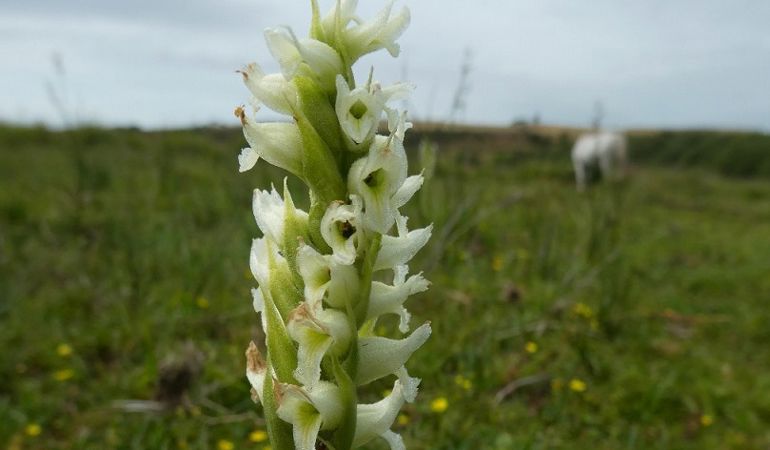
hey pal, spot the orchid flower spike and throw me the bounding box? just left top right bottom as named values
left=237, top=1, right=430, bottom=449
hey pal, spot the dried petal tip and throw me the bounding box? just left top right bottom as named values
left=234, top=105, right=247, bottom=125
left=245, top=341, right=267, bottom=404
left=245, top=341, right=265, bottom=373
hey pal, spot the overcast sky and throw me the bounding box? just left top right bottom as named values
left=2, top=0, right=769, bottom=130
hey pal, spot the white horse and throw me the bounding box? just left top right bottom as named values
left=571, top=132, right=627, bottom=190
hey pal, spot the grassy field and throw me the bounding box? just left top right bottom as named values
left=1, top=125, right=770, bottom=449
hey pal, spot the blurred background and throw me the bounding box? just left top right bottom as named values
left=2, top=0, right=770, bottom=449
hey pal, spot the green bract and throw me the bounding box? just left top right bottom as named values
left=239, top=2, right=428, bottom=449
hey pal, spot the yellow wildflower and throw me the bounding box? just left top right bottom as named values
left=249, top=430, right=268, bottom=443
left=430, top=397, right=448, bottom=413
left=217, top=439, right=234, bottom=450
left=491, top=255, right=504, bottom=272
left=572, top=302, right=594, bottom=319
left=525, top=341, right=538, bottom=354
left=24, top=423, right=41, bottom=437
left=196, top=297, right=210, bottom=309
left=397, top=413, right=410, bottom=426
left=700, top=414, right=714, bottom=427
left=569, top=378, right=587, bottom=393
left=56, top=343, right=73, bottom=357
left=453, top=374, right=472, bottom=390
left=53, top=369, right=74, bottom=381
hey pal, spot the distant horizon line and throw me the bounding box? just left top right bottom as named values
left=1, top=117, right=767, bottom=135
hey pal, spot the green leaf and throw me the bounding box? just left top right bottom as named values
left=308, top=193, right=333, bottom=253
left=263, top=368, right=295, bottom=450
left=294, top=107, right=345, bottom=206
left=282, top=180, right=310, bottom=288
left=295, top=75, right=344, bottom=159
left=267, top=245, right=302, bottom=319
left=263, top=289, right=298, bottom=384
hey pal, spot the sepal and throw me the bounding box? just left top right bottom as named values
left=375, top=215, right=432, bottom=271
left=356, top=322, right=431, bottom=385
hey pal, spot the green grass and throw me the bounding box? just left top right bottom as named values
left=1, top=125, right=770, bottom=449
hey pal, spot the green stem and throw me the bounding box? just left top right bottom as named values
left=354, top=233, right=382, bottom=327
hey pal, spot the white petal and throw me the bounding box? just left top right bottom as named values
left=380, top=81, right=413, bottom=102
left=249, top=238, right=271, bottom=287
left=238, top=147, right=259, bottom=172
left=380, top=430, right=406, bottom=450
left=391, top=173, right=423, bottom=209
left=395, top=366, right=420, bottom=403
left=368, top=272, right=429, bottom=331
left=346, top=2, right=410, bottom=60
left=253, top=185, right=285, bottom=244
left=264, top=28, right=303, bottom=79
left=265, top=27, right=343, bottom=90
left=239, top=62, right=298, bottom=115
left=251, top=288, right=268, bottom=332
left=287, top=304, right=352, bottom=386
left=356, top=323, right=431, bottom=385
left=353, top=378, right=408, bottom=447
left=297, top=243, right=332, bottom=307
left=276, top=382, right=345, bottom=450
left=241, top=116, right=303, bottom=177
left=375, top=223, right=432, bottom=271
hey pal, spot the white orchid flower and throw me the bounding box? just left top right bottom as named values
left=375, top=215, right=432, bottom=271
left=318, top=0, right=409, bottom=63
left=275, top=381, right=345, bottom=450
left=297, top=242, right=360, bottom=311
left=320, top=195, right=364, bottom=265
left=353, top=374, right=418, bottom=448
left=238, top=63, right=298, bottom=115
left=265, top=27, right=343, bottom=91
left=347, top=112, right=420, bottom=233
left=343, top=1, right=410, bottom=61
left=356, top=322, right=431, bottom=385
left=368, top=265, right=429, bottom=332
left=236, top=106, right=303, bottom=177
left=287, top=303, right=352, bottom=387
left=335, top=74, right=413, bottom=146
